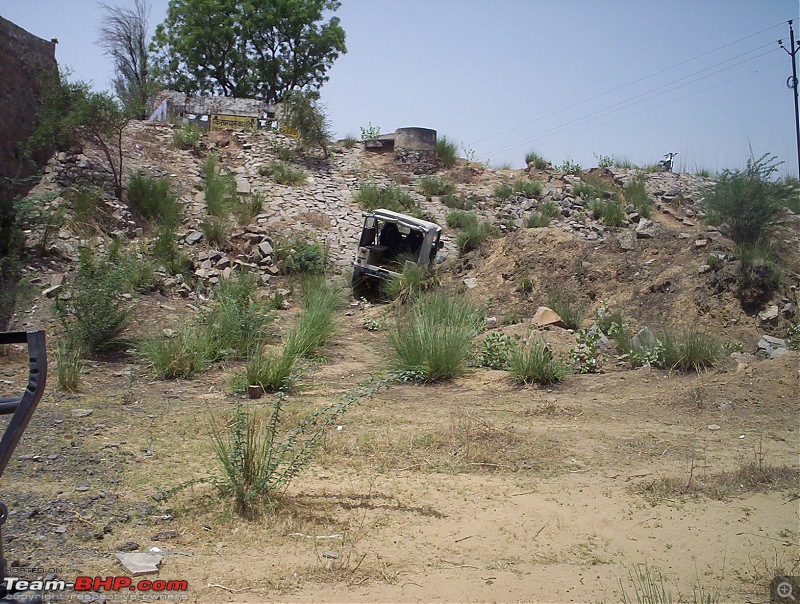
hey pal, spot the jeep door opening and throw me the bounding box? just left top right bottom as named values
left=352, top=209, right=442, bottom=296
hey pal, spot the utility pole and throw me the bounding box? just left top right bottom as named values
left=779, top=20, right=800, bottom=177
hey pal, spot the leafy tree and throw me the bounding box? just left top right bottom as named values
left=28, top=72, right=131, bottom=199
left=98, top=0, right=160, bottom=118
left=706, top=153, right=797, bottom=245
left=151, top=0, right=347, bottom=105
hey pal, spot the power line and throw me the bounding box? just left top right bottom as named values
left=476, top=45, right=781, bottom=159
left=468, top=21, right=787, bottom=147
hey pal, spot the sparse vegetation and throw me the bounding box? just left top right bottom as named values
left=138, top=325, right=209, bottom=379
left=456, top=219, right=495, bottom=254
left=260, top=160, right=307, bottom=185
left=126, top=173, right=180, bottom=226
left=360, top=122, right=380, bottom=141
left=69, top=187, right=103, bottom=227
left=436, top=135, right=458, bottom=168
left=513, top=179, right=543, bottom=198
left=172, top=123, right=202, bottom=150
left=508, top=339, right=568, bottom=386
left=382, top=262, right=439, bottom=303
left=545, top=292, right=585, bottom=330
left=419, top=176, right=455, bottom=199
left=354, top=183, right=416, bottom=213
left=200, top=217, right=229, bottom=246
left=559, top=159, right=582, bottom=175
left=527, top=201, right=560, bottom=228
left=283, top=275, right=341, bottom=358
left=623, top=174, right=652, bottom=218
left=280, top=90, right=331, bottom=157
left=441, top=193, right=475, bottom=210
left=705, top=153, right=796, bottom=245
left=475, top=332, right=516, bottom=369
left=55, top=339, right=83, bottom=392
left=244, top=344, right=297, bottom=392
left=234, top=192, right=264, bottom=225
left=341, top=134, right=358, bottom=149
left=273, top=237, right=328, bottom=275
left=587, top=198, right=626, bottom=226
left=735, top=240, right=783, bottom=307
left=525, top=150, right=548, bottom=170
left=203, top=152, right=237, bottom=217
left=387, top=291, right=481, bottom=382
left=493, top=182, right=513, bottom=200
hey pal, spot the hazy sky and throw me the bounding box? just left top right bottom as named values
left=2, top=1, right=798, bottom=175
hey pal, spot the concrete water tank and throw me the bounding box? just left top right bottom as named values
left=394, top=128, right=437, bottom=151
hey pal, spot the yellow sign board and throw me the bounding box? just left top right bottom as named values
left=209, top=114, right=258, bottom=131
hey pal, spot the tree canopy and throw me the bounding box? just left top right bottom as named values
left=151, top=0, right=346, bottom=105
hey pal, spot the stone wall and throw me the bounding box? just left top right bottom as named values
left=0, top=16, right=57, bottom=179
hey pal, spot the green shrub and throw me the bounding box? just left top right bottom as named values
left=138, top=326, right=209, bottom=379
left=203, top=153, right=237, bottom=217
left=234, top=192, right=264, bottom=225
left=200, top=217, right=229, bottom=246
left=513, top=179, right=543, bottom=198
left=573, top=176, right=610, bottom=201
left=447, top=209, right=479, bottom=230
left=360, top=122, right=381, bottom=141
left=244, top=344, right=297, bottom=392
left=382, top=262, right=439, bottom=303
left=387, top=291, right=481, bottom=382
left=153, top=225, right=190, bottom=277
left=456, top=220, right=494, bottom=254
left=526, top=212, right=551, bottom=228
left=594, top=301, right=624, bottom=336
left=546, top=292, right=585, bottom=330
left=280, top=90, right=331, bottom=157
left=436, top=135, right=459, bottom=168
left=525, top=150, right=548, bottom=170
left=735, top=240, right=783, bottom=306
left=493, top=182, right=513, bottom=200
left=172, top=123, right=202, bottom=150
left=283, top=275, right=341, bottom=358
left=569, top=328, right=603, bottom=374
left=260, top=161, right=307, bottom=186
left=55, top=339, right=83, bottom=392
left=560, top=160, right=582, bottom=175
left=273, top=237, right=328, bottom=275
left=126, top=173, right=180, bottom=226
left=441, top=193, right=475, bottom=210
left=508, top=340, right=568, bottom=385
left=475, top=332, right=516, bottom=369
left=354, top=183, right=416, bottom=213
left=705, top=153, right=795, bottom=245
left=661, top=329, right=722, bottom=372
left=588, top=198, right=626, bottom=226
left=56, top=247, right=133, bottom=353
left=419, top=176, right=455, bottom=199
left=117, top=248, right=157, bottom=293
left=202, top=272, right=274, bottom=360
left=70, top=187, right=102, bottom=225
left=341, top=134, right=358, bottom=149
left=786, top=323, right=799, bottom=350
left=623, top=174, right=651, bottom=218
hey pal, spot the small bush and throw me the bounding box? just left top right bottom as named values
left=56, top=248, right=133, bottom=353
left=508, top=340, right=568, bottom=385
left=456, top=220, right=495, bottom=254
left=736, top=240, right=783, bottom=305
left=706, top=153, right=795, bottom=245
left=441, top=193, right=475, bottom=210
left=55, top=339, right=83, bottom=392
left=493, top=182, right=513, bottom=200
left=588, top=198, right=626, bottom=226
left=234, top=192, right=264, bottom=225
left=260, top=161, right=307, bottom=186
left=573, top=176, right=610, bottom=201
left=200, top=217, right=229, bottom=246
left=526, top=212, right=552, bottom=228
left=283, top=275, right=341, bottom=358
left=475, top=332, right=516, bottom=369
left=661, top=328, right=722, bottom=372
left=126, top=173, right=180, bottom=226
left=153, top=225, right=190, bottom=276
left=546, top=292, right=585, bottom=330
left=382, top=262, right=439, bottom=303
left=594, top=301, right=623, bottom=336
left=436, top=135, right=459, bottom=168
left=280, top=90, right=331, bottom=157
left=419, top=176, right=455, bottom=199
left=623, top=174, right=651, bottom=218
left=117, top=248, right=157, bottom=293
left=202, top=272, right=274, bottom=360
left=447, top=209, right=479, bottom=230
left=341, top=135, right=358, bottom=149
left=560, top=160, right=582, bottom=175
left=525, top=150, right=548, bottom=170
left=245, top=344, right=297, bottom=392
left=273, top=237, right=328, bottom=275
left=354, top=183, right=416, bottom=213
left=387, top=291, right=481, bottom=382
left=138, top=326, right=209, bottom=379
left=569, top=328, right=603, bottom=374
left=513, top=179, right=543, bottom=198
left=172, top=123, right=202, bottom=150
left=786, top=323, right=799, bottom=350
left=204, top=154, right=237, bottom=217
left=70, top=187, right=102, bottom=226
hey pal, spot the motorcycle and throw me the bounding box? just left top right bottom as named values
left=658, top=152, right=679, bottom=173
